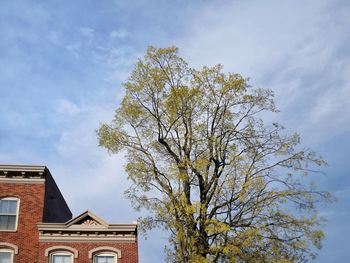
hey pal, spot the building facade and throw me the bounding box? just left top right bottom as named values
left=0, top=164, right=138, bottom=263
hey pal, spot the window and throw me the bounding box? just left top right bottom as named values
left=0, top=249, right=13, bottom=263
left=45, top=246, right=77, bottom=261
left=88, top=247, right=120, bottom=262
left=0, top=198, right=19, bottom=231
left=50, top=252, right=73, bottom=263
left=94, top=253, right=117, bottom=263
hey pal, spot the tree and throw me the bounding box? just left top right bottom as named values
left=98, top=46, right=330, bottom=262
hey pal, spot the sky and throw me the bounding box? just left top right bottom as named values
left=0, top=0, right=349, bottom=262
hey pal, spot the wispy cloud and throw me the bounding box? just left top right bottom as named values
left=177, top=1, right=350, bottom=261
left=178, top=0, right=350, bottom=143
left=0, top=0, right=349, bottom=261
left=56, top=99, right=82, bottom=115
left=110, top=29, right=128, bottom=39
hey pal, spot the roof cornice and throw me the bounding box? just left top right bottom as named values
left=37, top=223, right=137, bottom=232
left=65, top=210, right=109, bottom=227
left=37, top=210, right=137, bottom=235
left=0, top=164, right=47, bottom=172
left=37, top=220, right=137, bottom=242
left=0, top=164, right=48, bottom=180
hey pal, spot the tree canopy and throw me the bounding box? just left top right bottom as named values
left=98, top=46, right=330, bottom=262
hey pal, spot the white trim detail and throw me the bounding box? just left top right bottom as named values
left=50, top=251, right=74, bottom=263
left=45, top=246, right=78, bottom=258
left=0, top=164, right=46, bottom=172
left=0, top=178, right=45, bottom=184
left=0, top=242, right=18, bottom=254
left=39, top=235, right=136, bottom=242
left=65, top=211, right=108, bottom=227
left=88, top=247, right=122, bottom=259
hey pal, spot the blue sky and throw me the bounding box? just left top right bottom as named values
left=0, top=0, right=349, bottom=261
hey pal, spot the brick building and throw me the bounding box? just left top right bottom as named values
left=0, top=164, right=138, bottom=263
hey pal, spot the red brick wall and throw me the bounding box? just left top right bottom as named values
left=0, top=182, right=45, bottom=263
left=38, top=241, right=138, bottom=263
left=0, top=180, right=138, bottom=263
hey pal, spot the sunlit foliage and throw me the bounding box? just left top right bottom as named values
left=98, top=46, right=330, bottom=262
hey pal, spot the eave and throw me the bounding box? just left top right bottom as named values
left=0, top=164, right=48, bottom=181
left=37, top=210, right=137, bottom=242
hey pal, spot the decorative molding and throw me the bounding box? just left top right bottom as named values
left=0, top=178, right=45, bottom=184
left=65, top=211, right=108, bottom=227
left=0, top=164, right=46, bottom=172
left=82, top=219, right=99, bottom=226
left=0, top=242, right=18, bottom=254
left=37, top=223, right=137, bottom=232
left=88, top=247, right=122, bottom=259
left=37, top=210, right=137, bottom=243
left=0, top=164, right=47, bottom=181
left=39, top=235, right=136, bottom=242
left=44, top=246, right=78, bottom=258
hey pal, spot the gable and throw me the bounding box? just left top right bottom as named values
left=75, top=215, right=100, bottom=226
left=65, top=210, right=108, bottom=228
left=37, top=210, right=137, bottom=242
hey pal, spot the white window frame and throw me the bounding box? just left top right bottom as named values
left=93, top=252, right=118, bottom=263
left=0, top=248, right=14, bottom=263
left=0, top=197, right=20, bottom=232
left=50, top=251, right=74, bottom=263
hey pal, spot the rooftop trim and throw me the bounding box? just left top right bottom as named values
left=38, top=210, right=137, bottom=234
left=0, top=164, right=47, bottom=172
left=0, top=164, right=48, bottom=179
left=65, top=210, right=109, bottom=227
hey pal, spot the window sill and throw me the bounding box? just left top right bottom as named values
left=0, top=229, right=17, bottom=232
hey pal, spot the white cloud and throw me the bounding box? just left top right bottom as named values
left=80, top=26, right=95, bottom=39
left=47, top=31, right=62, bottom=46
left=1, top=1, right=348, bottom=261
left=175, top=3, right=350, bottom=261
left=65, top=42, right=81, bottom=58
left=177, top=0, right=350, bottom=145
left=334, top=186, right=350, bottom=199
left=50, top=102, right=137, bottom=222
left=109, top=29, right=128, bottom=39
left=56, top=99, right=82, bottom=115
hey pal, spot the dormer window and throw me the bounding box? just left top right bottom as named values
left=0, top=198, right=19, bottom=231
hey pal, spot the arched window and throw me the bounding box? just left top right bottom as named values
left=93, top=253, right=117, bottom=263
left=0, top=197, right=20, bottom=231
left=50, top=251, right=73, bottom=263
left=89, top=247, right=121, bottom=263
left=0, top=242, right=18, bottom=263
left=45, top=246, right=77, bottom=263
